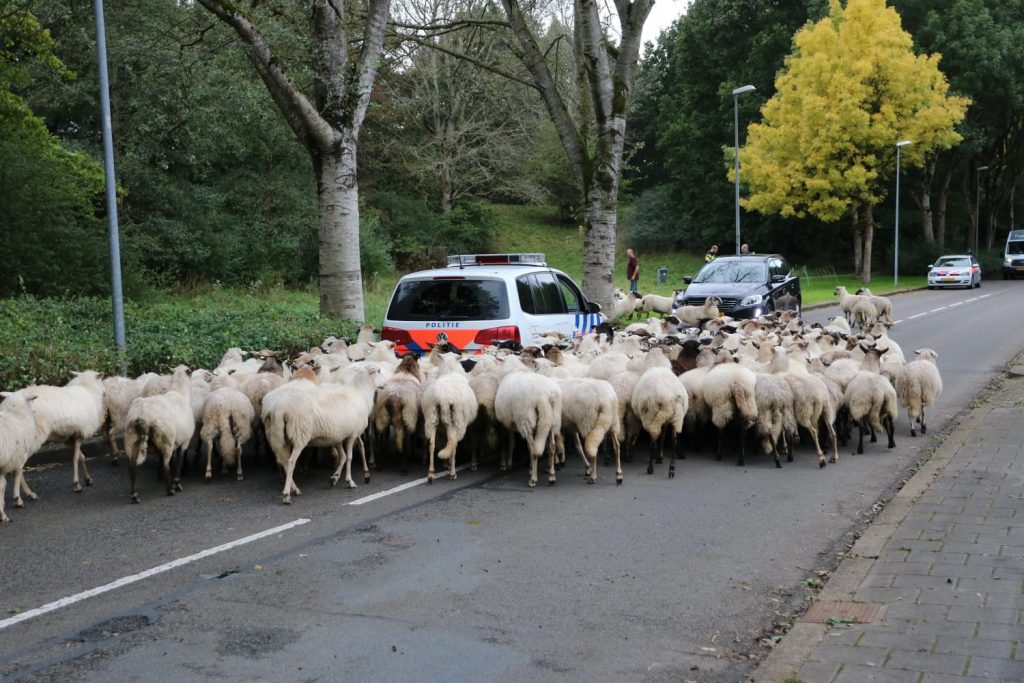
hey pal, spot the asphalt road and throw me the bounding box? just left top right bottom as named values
left=2, top=281, right=1022, bottom=683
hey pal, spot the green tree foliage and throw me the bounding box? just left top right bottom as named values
left=628, top=0, right=825, bottom=256
left=896, top=0, right=1024, bottom=249
left=740, top=0, right=969, bottom=281
left=30, top=1, right=321, bottom=291
left=0, top=1, right=107, bottom=296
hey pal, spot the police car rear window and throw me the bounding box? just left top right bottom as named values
left=387, top=279, right=510, bottom=321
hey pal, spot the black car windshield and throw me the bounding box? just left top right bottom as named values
left=934, top=257, right=970, bottom=267
left=387, top=278, right=508, bottom=321
left=694, top=260, right=767, bottom=284
left=1008, top=241, right=1024, bottom=255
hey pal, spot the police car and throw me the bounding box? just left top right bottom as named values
left=381, top=253, right=605, bottom=355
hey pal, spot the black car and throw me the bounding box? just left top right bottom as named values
left=672, top=254, right=801, bottom=319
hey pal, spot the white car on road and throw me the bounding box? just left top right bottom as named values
left=927, top=254, right=981, bottom=289
left=381, top=253, right=605, bottom=355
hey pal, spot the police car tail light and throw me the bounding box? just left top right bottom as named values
left=382, top=327, right=413, bottom=346
left=474, top=326, right=520, bottom=346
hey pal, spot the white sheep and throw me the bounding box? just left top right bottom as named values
left=672, top=296, right=722, bottom=327
left=556, top=378, right=622, bottom=484
left=373, top=355, right=425, bottom=475
left=422, top=355, right=479, bottom=483
left=19, top=370, right=105, bottom=493
left=855, top=288, right=894, bottom=323
left=124, top=365, right=195, bottom=502
left=612, top=291, right=641, bottom=321
left=494, top=371, right=562, bottom=487
left=200, top=386, right=255, bottom=481
left=262, top=367, right=376, bottom=503
left=630, top=366, right=688, bottom=477
left=844, top=347, right=898, bottom=454
left=0, top=393, right=38, bottom=522
left=833, top=286, right=862, bottom=325
left=895, top=348, right=942, bottom=437
left=754, top=373, right=796, bottom=468
left=101, top=372, right=158, bottom=466
left=850, top=296, right=877, bottom=332
left=702, top=359, right=758, bottom=466
left=770, top=347, right=838, bottom=467
left=639, top=290, right=681, bottom=315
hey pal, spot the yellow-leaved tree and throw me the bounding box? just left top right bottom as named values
left=738, top=0, right=969, bottom=283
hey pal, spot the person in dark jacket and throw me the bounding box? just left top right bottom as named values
left=626, top=248, right=639, bottom=293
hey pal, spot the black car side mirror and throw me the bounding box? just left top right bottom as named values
left=770, top=274, right=786, bottom=283
left=683, top=276, right=692, bottom=285
left=586, top=301, right=601, bottom=314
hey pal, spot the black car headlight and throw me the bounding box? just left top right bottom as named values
left=739, top=293, right=763, bottom=307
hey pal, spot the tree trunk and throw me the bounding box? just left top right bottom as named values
left=858, top=203, right=874, bottom=284
left=582, top=182, right=618, bottom=310
left=851, top=204, right=863, bottom=276
left=936, top=167, right=952, bottom=248
left=915, top=158, right=935, bottom=243
left=315, top=137, right=365, bottom=321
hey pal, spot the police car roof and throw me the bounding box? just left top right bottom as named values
left=398, top=264, right=560, bottom=280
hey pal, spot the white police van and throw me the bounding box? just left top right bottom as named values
left=381, top=253, right=605, bottom=355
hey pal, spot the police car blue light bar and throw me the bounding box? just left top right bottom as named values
left=446, top=253, right=547, bottom=267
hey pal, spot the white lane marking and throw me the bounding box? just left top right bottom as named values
left=348, top=465, right=471, bottom=506
left=930, top=306, right=948, bottom=312
left=892, top=320, right=902, bottom=325
left=964, top=297, right=978, bottom=303
left=948, top=301, right=964, bottom=307
left=907, top=312, right=927, bottom=320
left=0, top=518, right=310, bottom=632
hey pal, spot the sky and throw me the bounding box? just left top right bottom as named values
left=640, top=0, right=691, bottom=52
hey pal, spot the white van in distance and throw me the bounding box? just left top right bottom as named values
left=1004, top=230, right=1024, bottom=279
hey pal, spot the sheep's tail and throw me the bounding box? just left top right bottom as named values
left=131, top=419, right=150, bottom=466
left=732, top=380, right=758, bottom=424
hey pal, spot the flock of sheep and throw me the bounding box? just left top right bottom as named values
left=0, top=287, right=943, bottom=521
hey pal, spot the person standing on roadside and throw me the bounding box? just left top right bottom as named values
left=740, top=243, right=753, bottom=255
left=704, top=244, right=719, bottom=264
left=626, top=248, right=640, bottom=293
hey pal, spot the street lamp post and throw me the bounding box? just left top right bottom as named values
left=732, top=84, right=756, bottom=255
left=894, top=140, right=913, bottom=289
left=975, top=166, right=989, bottom=255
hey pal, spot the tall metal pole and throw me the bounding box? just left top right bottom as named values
left=94, top=0, right=127, bottom=368
left=894, top=140, right=912, bottom=289
left=975, top=166, right=989, bottom=255
left=732, top=85, right=755, bottom=256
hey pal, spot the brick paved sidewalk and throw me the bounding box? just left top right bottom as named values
left=751, top=368, right=1024, bottom=683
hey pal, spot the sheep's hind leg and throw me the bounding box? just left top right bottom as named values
left=426, top=426, right=437, bottom=484
left=920, top=407, right=927, bottom=435
left=667, top=429, right=678, bottom=478
left=14, top=468, right=38, bottom=506
left=356, top=435, right=370, bottom=484
left=573, top=432, right=590, bottom=478
left=884, top=416, right=896, bottom=449
left=282, top=446, right=303, bottom=504
left=172, top=445, right=185, bottom=493
left=71, top=437, right=91, bottom=492
left=646, top=429, right=658, bottom=475
left=205, top=438, right=216, bottom=481
left=611, top=434, right=623, bottom=484
left=0, top=474, right=8, bottom=522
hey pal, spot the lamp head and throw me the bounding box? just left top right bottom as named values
left=896, top=140, right=912, bottom=147
left=732, top=85, right=756, bottom=96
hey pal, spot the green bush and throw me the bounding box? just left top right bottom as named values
left=0, top=293, right=359, bottom=390
left=369, top=192, right=496, bottom=269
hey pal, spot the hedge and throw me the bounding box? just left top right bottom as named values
left=0, top=292, right=359, bottom=390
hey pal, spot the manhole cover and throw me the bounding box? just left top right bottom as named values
left=802, top=601, right=887, bottom=624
